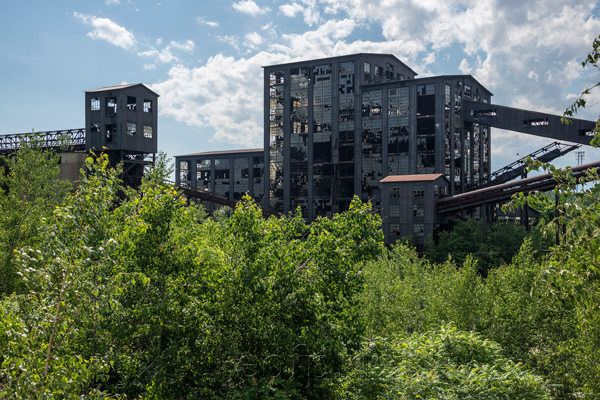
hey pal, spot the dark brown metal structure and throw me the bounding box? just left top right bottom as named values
left=0, top=129, right=86, bottom=155
left=436, top=160, right=600, bottom=214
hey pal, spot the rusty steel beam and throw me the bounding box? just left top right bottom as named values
left=437, top=160, right=600, bottom=214
left=166, top=181, right=277, bottom=218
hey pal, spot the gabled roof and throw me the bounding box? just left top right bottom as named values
left=380, top=174, right=445, bottom=183
left=263, top=53, right=417, bottom=77
left=85, top=83, right=159, bottom=97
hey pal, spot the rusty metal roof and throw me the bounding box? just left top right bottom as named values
left=85, top=83, right=160, bottom=97
left=380, top=174, right=444, bottom=183
left=176, top=148, right=264, bottom=157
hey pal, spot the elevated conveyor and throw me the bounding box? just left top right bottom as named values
left=0, top=129, right=85, bottom=154
left=436, top=160, right=600, bottom=214
left=463, top=100, right=596, bottom=145
left=470, top=141, right=581, bottom=190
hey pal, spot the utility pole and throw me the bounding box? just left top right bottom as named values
left=576, top=150, right=585, bottom=166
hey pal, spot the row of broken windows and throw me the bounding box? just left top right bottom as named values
left=90, top=97, right=153, bottom=114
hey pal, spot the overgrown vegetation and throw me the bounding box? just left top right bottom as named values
left=2, top=37, right=600, bottom=398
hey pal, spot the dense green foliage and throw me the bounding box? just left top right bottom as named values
left=0, top=144, right=72, bottom=295
left=338, top=325, right=550, bottom=400
left=424, top=219, right=553, bottom=276
left=0, top=151, right=386, bottom=399
left=2, top=142, right=600, bottom=398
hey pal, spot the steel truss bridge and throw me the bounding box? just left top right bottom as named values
left=0, top=129, right=86, bottom=154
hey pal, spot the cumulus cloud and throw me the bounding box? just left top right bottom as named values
left=170, top=39, right=195, bottom=53
left=74, top=12, right=135, bottom=49
left=197, top=17, right=219, bottom=27
left=244, top=32, right=264, bottom=49
left=147, top=0, right=600, bottom=154
left=105, top=0, right=120, bottom=5
left=280, top=3, right=304, bottom=17
left=151, top=52, right=286, bottom=146
left=217, top=35, right=241, bottom=51
left=232, top=0, right=270, bottom=16
left=138, top=39, right=195, bottom=63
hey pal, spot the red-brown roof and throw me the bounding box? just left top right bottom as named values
left=380, top=174, right=444, bottom=183
left=176, top=148, right=263, bottom=157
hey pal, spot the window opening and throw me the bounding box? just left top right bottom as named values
left=143, top=125, right=153, bottom=138
left=106, top=97, right=117, bottom=116
left=413, top=204, right=424, bottom=217
left=105, top=124, right=116, bottom=142
left=414, top=224, right=424, bottom=236
left=143, top=99, right=152, bottom=113
left=91, top=97, right=100, bottom=111
left=127, top=122, right=136, bottom=136
left=127, top=96, right=137, bottom=111
left=413, top=184, right=425, bottom=197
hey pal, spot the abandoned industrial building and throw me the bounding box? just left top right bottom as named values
left=175, top=53, right=596, bottom=245
left=0, top=83, right=158, bottom=187
left=0, top=53, right=597, bottom=246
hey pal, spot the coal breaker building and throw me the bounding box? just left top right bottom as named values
left=175, top=53, right=596, bottom=245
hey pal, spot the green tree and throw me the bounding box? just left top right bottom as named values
left=337, top=325, right=551, bottom=400
left=0, top=140, right=72, bottom=296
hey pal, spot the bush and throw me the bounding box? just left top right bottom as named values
left=337, top=325, right=551, bottom=400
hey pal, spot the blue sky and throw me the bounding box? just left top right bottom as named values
left=1, top=0, right=600, bottom=171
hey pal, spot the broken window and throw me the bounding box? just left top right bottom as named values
left=524, top=118, right=549, bottom=127
left=385, top=63, right=395, bottom=80
left=143, top=99, right=152, bottom=113
left=364, top=61, right=371, bottom=73
left=127, top=96, right=137, bottom=111
left=413, top=204, right=424, bottom=217
left=143, top=125, right=152, bottom=138
left=413, top=184, right=425, bottom=198
left=91, top=97, right=100, bottom=111
left=417, top=84, right=436, bottom=96
left=197, top=159, right=211, bottom=192
left=233, top=157, right=249, bottom=201
left=105, top=124, right=116, bottom=142
left=106, top=98, right=117, bottom=116
left=214, top=158, right=230, bottom=198
left=464, top=85, right=472, bottom=98
left=390, top=205, right=401, bottom=217
left=91, top=122, right=100, bottom=133
left=179, top=160, right=191, bottom=187
left=390, top=187, right=401, bottom=198
left=413, top=224, right=424, bottom=236
left=127, top=122, right=136, bottom=136
left=390, top=224, right=401, bottom=236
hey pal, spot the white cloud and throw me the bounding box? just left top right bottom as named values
left=217, top=35, right=241, bottom=51
left=146, top=0, right=600, bottom=154
left=152, top=52, right=286, bottom=146
left=138, top=40, right=195, bottom=64
left=144, top=64, right=156, bottom=70
left=458, top=58, right=471, bottom=75
left=105, top=0, right=120, bottom=5
left=74, top=12, right=135, bottom=49
left=232, top=0, right=270, bottom=16
left=170, top=39, right=195, bottom=53
left=197, top=17, right=219, bottom=27
left=280, top=3, right=304, bottom=17
left=138, top=47, right=177, bottom=63
left=244, top=32, right=264, bottom=49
